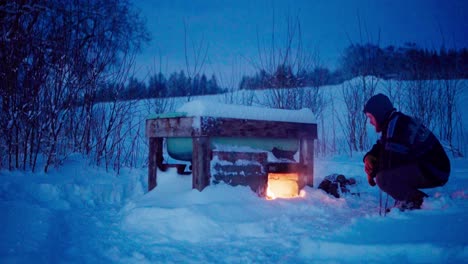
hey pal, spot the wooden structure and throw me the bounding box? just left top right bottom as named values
left=146, top=115, right=317, bottom=193
left=211, top=150, right=269, bottom=193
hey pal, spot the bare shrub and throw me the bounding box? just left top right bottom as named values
left=338, top=76, right=378, bottom=156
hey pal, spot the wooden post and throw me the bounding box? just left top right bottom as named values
left=300, top=137, right=315, bottom=187
left=192, top=136, right=211, bottom=191
left=148, top=137, right=163, bottom=191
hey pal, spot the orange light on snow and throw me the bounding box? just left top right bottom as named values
left=266, top=173, right=305, bottom=200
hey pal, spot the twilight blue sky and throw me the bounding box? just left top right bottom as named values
left=132, top=0, right=468, bottom=86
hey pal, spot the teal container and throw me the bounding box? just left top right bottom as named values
left=166, top=137, right=298, bottom=161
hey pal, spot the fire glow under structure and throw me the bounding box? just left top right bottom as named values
left=145, top=101, right=318, bottom=199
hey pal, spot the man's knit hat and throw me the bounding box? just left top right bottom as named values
left=363, top=93, right=395, bottom=126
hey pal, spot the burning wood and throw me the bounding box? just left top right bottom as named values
left=266, top=173, right=305, bottom=200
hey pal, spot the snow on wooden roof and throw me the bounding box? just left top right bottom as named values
left=174, top=100, right=316, bottom=124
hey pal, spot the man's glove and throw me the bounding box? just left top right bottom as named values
left=367, top=174, right=376, bottom=187
left=364, top=155, right=377, bottom=187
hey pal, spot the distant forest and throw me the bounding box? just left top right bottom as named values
left=239, top=43, right=468, bottom=90
left=96, top=72, right=225, bottom=102
left=105, top=43, right=468, bottom=102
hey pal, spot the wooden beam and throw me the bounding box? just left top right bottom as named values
left=146, top=117, right=197, bottom=138
left=300, top=137, right=315, bottom=187
left=148, top=137, right=163, bottom=191
left=192, top=137, right=211, bottom=191
left=147, top=116, right=318, bottom=139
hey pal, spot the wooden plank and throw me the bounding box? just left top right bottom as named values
left=300, top=138, right=315, bottom=187
left=211, top=151, right=268, bottom=194
left=148, top=137, right=163, bottom=191
left=192, top=136, right=211, bottom=191
left=213, top=151, right=268, bottom=162
left=200, top=117, right=317, bottom=139
left=146, top=117, right=198, bottom=138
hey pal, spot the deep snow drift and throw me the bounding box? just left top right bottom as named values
left=1, top=154, right=466, bottom=263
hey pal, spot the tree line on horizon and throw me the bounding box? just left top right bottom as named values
left=95, top=71, right=225, bottom=103
left=239, top=43, right=468, bottom=90
left=101, top=42, right=468, bottom=103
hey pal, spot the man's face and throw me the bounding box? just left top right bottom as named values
left=365, top=112, right=381, bottom=133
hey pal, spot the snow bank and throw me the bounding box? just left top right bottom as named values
left=1, top=148, right=467, bottom=263
left=299, top=239, right=467, bottom=263
left=118, top=155, right=468, bottom=263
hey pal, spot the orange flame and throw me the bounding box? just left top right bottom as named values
left=266, top=173, right=305, bottom=200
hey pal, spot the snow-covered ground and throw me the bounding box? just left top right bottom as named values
left=1, top=79, right=467, bottom=263
left=1, top=153, right=466, bottom=263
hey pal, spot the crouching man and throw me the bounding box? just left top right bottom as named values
left=363, top=94, right=450, bottom=211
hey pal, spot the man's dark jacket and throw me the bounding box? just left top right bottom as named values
left=365, top=111, right=450, bottom=186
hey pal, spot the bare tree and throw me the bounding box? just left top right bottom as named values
left=183, top=20, right=209, bottom=97
left=249, top=8, right=321, bottom=110
left=335, top=12, right=383, bottom=156
left=220, top=56, right=256, bottom=106
left=89, top=50, right=146, bottom=173
left=0, top=0, right=149, bottom=172
left=245, top=8, right=331, bottom=158
left=404, top=80, right=437, bottom=131
left=339, top=76, right=378, bottom=156
left=434, top=79, right=464, bottom=156
left=384, top=78, right=405, bottom=111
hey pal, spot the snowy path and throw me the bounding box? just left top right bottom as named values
left=0, top=192, right=129, bottom=263
left=120, top=192, right=366, bottom=262
left=0, top=165, right=145, bottom=263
